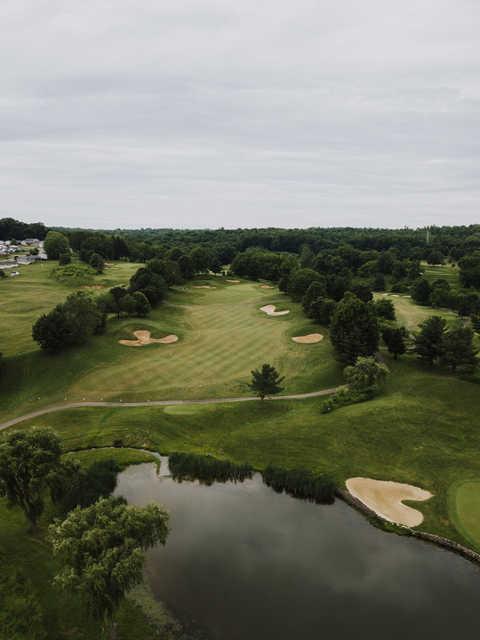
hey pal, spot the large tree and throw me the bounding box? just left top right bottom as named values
left=411, top=278, right=432, bottom=305
left=344, top=356, right=389, bottom=399
left=50, top=497, right=169, bottom=639
left=0, top=428, right=63, bottom=529
left=414, top=316, right=446, bottom=365
left=248, top=363, right=284, bottom=400
left=382, top=327, right=407, bottom=359
left=441, top=326, right=478, bottom=372
left=44, top=231, right=70, bottom=260
left=329, top=293, right=379, bottom=364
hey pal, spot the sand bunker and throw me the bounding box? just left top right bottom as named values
left=260, top=304, right=290, bottom=316
left=346, top=477, right=433, bottom=527
left=260, top=284, right=274, bottom=289
left=227, top=279, right=241, bottom=283
left=193, top=285, right=216, bottom=289
left=119, top=330, right=179, bottom=347
left=292, top=333, right=324, bottom=344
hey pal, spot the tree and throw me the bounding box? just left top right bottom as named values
left=89, top=252, right=105, bottom=273
left=426, top=250, right=444, bottom=265
left=372, top=272, right=386, bottom=291
left=441, top=326, right=477, bottom=372
left=344, top=356, right=388, bottom=399
left=308, top=297, right=337, bottom=325
left=414, top=316, right=446, bottom=365
left=132, top=291, right=151, bottom=317
left=0, top=428, right=62, bottom=529
left=382, top=327, right=407, bottom=359
left=190, top=246, right=211, bottom=273
left=119, top=293, right=137, bottom=317
left=374, top=298, right=396, bottom=320
left=248, top=363, right=284, bottom=400
left=44, top=231, right=70, bottom=260
left=459, top=251, right=480, bottom=288
left=411, top=278, right=432, bottom=305
left=50, top=497, right=169, bottom=639
left=329, top=293, right=379, bottom=364
left=302, top=280, right=327, bottom=315
left=430, top=279, right=452, bottom=308
left=287, top=269, right=321, bottom=302
left=58, top=252, right=71, bottom=266
left=178, top=254, right=195, bottom=280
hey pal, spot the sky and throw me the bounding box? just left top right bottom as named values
left=1, top=1, right=479, bottom=230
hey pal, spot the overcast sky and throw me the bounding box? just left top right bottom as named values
left=1, top=1, right=479, bottom=229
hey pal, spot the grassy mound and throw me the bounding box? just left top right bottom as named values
left=449, top=480, right=480, bottom=550
left=51, top=263, right=96, bottom=286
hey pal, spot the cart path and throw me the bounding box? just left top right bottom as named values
left=0, top=386, right=340, bottom=431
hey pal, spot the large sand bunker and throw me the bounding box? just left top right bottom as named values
left=260, top=284, right=274, bottom=289
left=260, top=304, right=290, bottom=317
left=292, top=333, right=324, bottom=344
left=346, top=477, right=433, bottom=527
left=193, top=285, right=216, bottom=289
left=227, top=279, right=241, bottom=283
left=119, top=330, right=179, bottom=347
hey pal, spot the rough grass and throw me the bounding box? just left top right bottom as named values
left=448, top=480, right=480, bottom=551
left=0, top=279, right=343, bottom=422
left=0, top=260, right=141, bottom=357
left=12, top=355, right=480, bottom=549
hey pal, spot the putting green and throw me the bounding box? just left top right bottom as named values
left=449, top=480, right=480, bottom=549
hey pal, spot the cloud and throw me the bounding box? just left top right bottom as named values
left=1, top=1, right=479, bottom=228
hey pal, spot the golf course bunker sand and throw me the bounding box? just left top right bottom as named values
left=193, top=285, right=216, bottom=289
left=260, top=284, right=274, bottom=289
left=260, top=304, right=290, bottom=317
left=226, top=279, right=241, bottom=283
left=292, top=333, right=324, bottom=344
left=346, top=477, right=433, bottom=527
left=119, top=330, right=179, bottom=347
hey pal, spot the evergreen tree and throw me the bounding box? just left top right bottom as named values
left=329, top=293, right=379, bottom=364
left=414, top=316, right=446, bottom=365
left=248, top=363, right=285, bottom=400
left=308, top=297, right=337, bottom=325
left=411, top=278, right=432, bottom=305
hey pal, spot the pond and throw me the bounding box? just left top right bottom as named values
left=114, top=460, right=479, bottom=640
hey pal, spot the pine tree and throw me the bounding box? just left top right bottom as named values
left=248, top=364, right=285, bottom=400
left=414, top=316, right=446, bottom=365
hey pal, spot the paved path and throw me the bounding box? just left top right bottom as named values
left=0, top=386, right=340, bottom=431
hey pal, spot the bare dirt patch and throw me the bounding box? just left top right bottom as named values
left=81, top=285, right=105, bottom=290
left=260, top=304, right=290, bottom=317
left=193, top=285, right=216, bottom=289
left=292, top=333, right=323, bottom=344
left=119, top=330, right=179, bottom=347
left=226, top=279, right=241, bottom=283
left=260, top=284, right=274, bottom=289
left=346, top=477, right=433, bottom=527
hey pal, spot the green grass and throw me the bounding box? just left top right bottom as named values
left=376, top=292, right=458, bottom=331
left=422, top=262, right=461, bottom=291
left=0, top=279, right=342, bottom=422
left=0, top=260, right=141, bottom=357
left=13, top=355, right=480, bottom=549
left=448, top=480, right=480, bottom=551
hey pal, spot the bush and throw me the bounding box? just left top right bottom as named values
left=52, top=263, right=96, bottom=287
left=58, top=252, right=71, bottom=266
left=262, top=466, right=336, bottom=504
left=168, top=452, right=253, bottom=485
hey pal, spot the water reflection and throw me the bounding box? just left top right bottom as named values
left=115, top=461, right=478, bottom=640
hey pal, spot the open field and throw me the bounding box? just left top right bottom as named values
left=0, top=261, right=141, bottom=357
left=9, top=355, right=480, bottom=550
left=0, top=278, right=342, bottom=423
left=422, top=262, right=461, bottom=291
left=376, top=292, right=458, bottom=331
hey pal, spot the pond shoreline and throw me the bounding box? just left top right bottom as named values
left=69, top=445, right=480, bottom=567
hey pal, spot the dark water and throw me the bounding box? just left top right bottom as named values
left=115, top=461, right=479, bottom=640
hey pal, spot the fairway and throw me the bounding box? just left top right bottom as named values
left=0, top=278, right=342, bottom=422
left=422, top=262, right=461, bottom=291
left=376, top=293, right=457, bottom=331
left=449, top=481, right=480, bottom=550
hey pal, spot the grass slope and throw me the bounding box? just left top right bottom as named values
left=422, top=262, right=461, bottom=291
left=448, top=481, right=480, bottom=551
left=0, top=279, right=342, bottom=422
left=13, top=355, right=480, bottom=549
left=376, top=292, right=457, bottom=331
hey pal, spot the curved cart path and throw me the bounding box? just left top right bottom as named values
left=0, top=386, right=340, bottom=431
